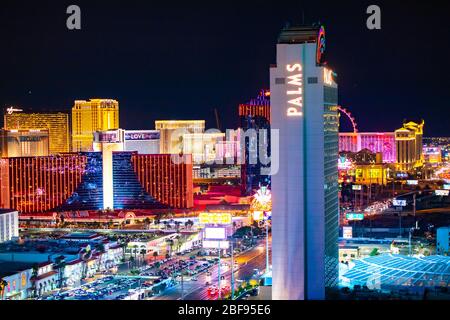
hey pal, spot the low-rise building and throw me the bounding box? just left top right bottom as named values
left=339, top=246, right=360, bottom=264
left=437, top=227, right=450, bottom=255
left=0, top=210, right=19, bottom=243
left=0, top=261, right=33, bottom=300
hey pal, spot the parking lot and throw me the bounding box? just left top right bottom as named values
left=42, top=276, right=171, bottom=300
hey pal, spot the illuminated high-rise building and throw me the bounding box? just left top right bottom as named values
left=182, top=132, right=225, bottom=164
left=4, top=110, right=70, bottom=154
left=270, top=25, right=339, bottom=300
left=72, top=99, right=119, bottom=152
left=239, top=90, right=271, bottom=195
left=0, top=129, right=49, bottom=157
left=395, top=120, right=424, bottom=171
left=155, top=120, right=205, bottom=154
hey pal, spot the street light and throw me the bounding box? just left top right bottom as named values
left=250, top=186, right=272, bottom=274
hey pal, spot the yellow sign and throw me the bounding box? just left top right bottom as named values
left=252, top=211, right=264, bottom=221
left=198, top=212, right=232, bottom=225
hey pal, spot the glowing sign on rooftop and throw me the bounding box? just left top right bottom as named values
left=6, top=107, right=23, bottom=114
left=198, top=212, right=232, bottom=225
left=346, top=213, right=364, bottom=221
left=285, top=63, right=303, bottom=117
left=324, top=68, right=333, bottom=86
left=316, top=25, right=326, bottom=66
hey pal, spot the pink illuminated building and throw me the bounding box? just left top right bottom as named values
left=339, top=132, right=396, bottom=163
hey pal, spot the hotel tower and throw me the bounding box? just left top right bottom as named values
left=270, top=25, right=339, bottom=300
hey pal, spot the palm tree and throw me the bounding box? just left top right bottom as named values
left=165, top=239, right=174, bottom=256
left=54, top=255, right=66, bottom=289
left=0, top=279, right=8, bottom=300
left=140, top=249, right=146, bottom=266
left=120, top=241, right=128, bottom=261
left=174, top=235, right=182, bottom=253
left=152, top=251, right=158, bottom=262
left=144, top=217, right=151, bottom=229
left=133, top=245, right=138, bottom=267
left=30, top=264, right=39, bottom=298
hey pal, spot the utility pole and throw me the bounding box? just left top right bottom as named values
left=181, top=273, right=184, bottom=300
left=409, top=228, right=413, bottom=256
left=265, top=220, right=270, bottom=274
left=230, top=239, right=235, bottom=300
left=217, top=240, right=221, bottom=300
left=413, top=193, right=416, bottom=227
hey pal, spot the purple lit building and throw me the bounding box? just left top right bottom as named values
left=339, top=132, right=396, bottom=163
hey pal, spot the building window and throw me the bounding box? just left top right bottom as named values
left=308, top=77, right=318, bottom=84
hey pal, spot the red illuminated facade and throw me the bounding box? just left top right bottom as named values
left=238, top=89, right=271, bottom=122
left=131, top=154, right=193, bottom=209
left=0, top=154, right=87, bottom=213
left=0, top=153, right=193, bottom=214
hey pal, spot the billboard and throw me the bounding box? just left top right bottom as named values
left=393, top=199, right=407, bottom=207
left=343, top=226, right=353, bottom=239
left=407, top=180, right=418, bottom=185
left=125, top=131, right=160, bottom=141
left=95, top=131, right=120, bottom=143
left=202, top=240, right=230, bottom=249
left=204, top=227, right=227, bottom=240
left=352, top=185, right=362, bottom=191
left=198, top=212, right=232, bottom=225
left=435, top=190, right=450, bottom=196
left=443, top=184, right=450, bottom=190
left=252, top=211, right=264, bottom=221
left=346, top=213, right=364, bottom=221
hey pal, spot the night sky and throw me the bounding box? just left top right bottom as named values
left=1, top=0, right=449, bottom=136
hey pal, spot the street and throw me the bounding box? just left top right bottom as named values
left=151, top=239, right=271, bottom=300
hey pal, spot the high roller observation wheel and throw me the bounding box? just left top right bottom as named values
left=337, top=106, right=358, bottom=133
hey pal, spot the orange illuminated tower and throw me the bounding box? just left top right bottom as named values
left=395, top=120, right=424, bottom=171
left=4, top=111, right=70, bottom=154
left=72, top=99, right=119, bottom=152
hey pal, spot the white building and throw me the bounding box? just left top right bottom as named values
left=270, top=25, right=339, bottom=300
left=124, top=130, right=160, bottom=154
left=437, top=227, right=450, bottom=255
left=0, top=261, right=33, bottom=300
left=0, top=210, right=19, bottom=243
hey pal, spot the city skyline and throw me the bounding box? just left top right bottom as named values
left=1, top=1, right=450, bottom=136
left=1, top=1, right=450, bottom=304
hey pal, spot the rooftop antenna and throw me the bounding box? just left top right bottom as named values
left=214, top=108, right=221, bottom=131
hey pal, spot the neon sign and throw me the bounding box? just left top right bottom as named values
left=346, top=212, right=364, bottom=221
left=125, top=131, right=160, bottom=141
left=6, top=107, right=23, bottom=114
left=198, top=212, right=232, bottom=225
left=324, top=68, right=333, bottom=86
left=435, top=190, right=449, bottom=196
left=286, top=63, right=303, bottom=117
left=316, top=26, right=326, bottom=66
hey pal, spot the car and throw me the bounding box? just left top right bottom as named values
left=207, top=286, right=218, bottom=296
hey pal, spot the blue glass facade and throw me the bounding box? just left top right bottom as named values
left=58, top=152, right=104, bottom=211
left=324, top=86, right=339, bottom=289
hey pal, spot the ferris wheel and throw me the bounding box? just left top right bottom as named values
left=337, top=106, right=358, bottom=133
